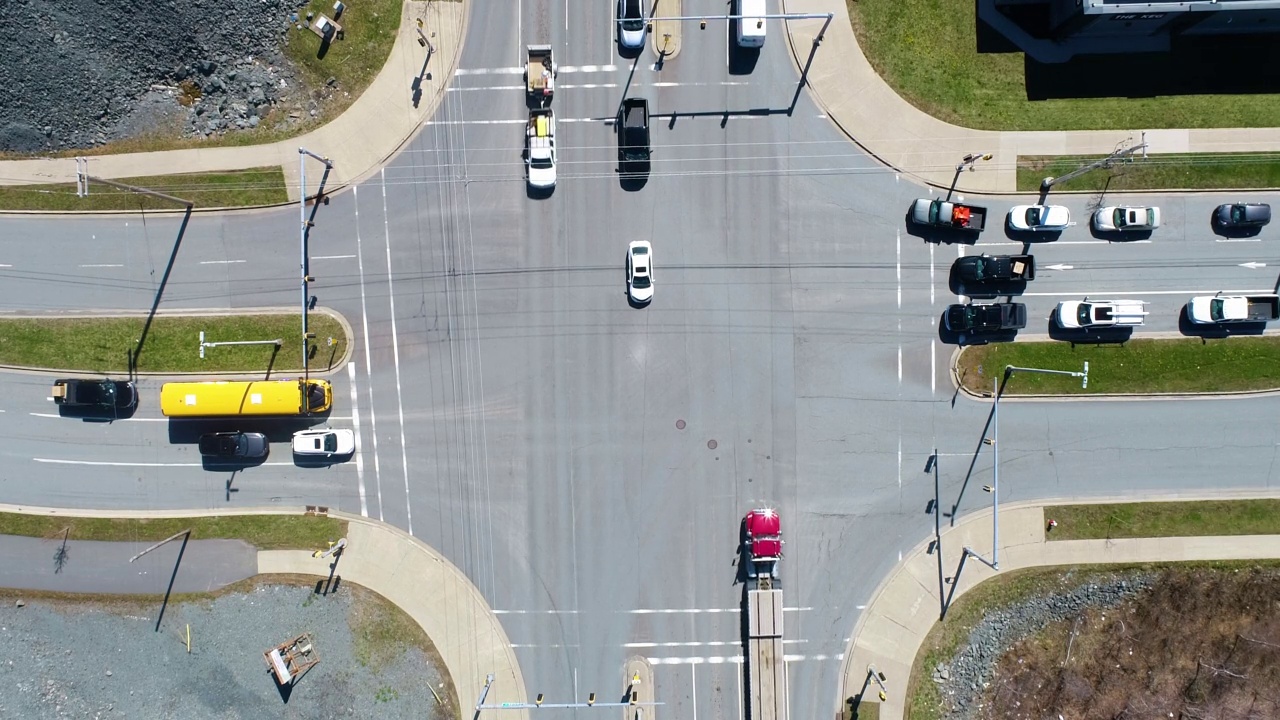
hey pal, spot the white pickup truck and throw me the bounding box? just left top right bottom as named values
left=526, top=108, right=557, bottom=190
left=1056, top=298, right=1147, bottom=329
left=1187, top=294, right=1280, bottom=325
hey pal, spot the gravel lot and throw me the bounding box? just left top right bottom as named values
left=0, top=0, right=307, bottom=152
left=0, top=580, right=457, bottom=719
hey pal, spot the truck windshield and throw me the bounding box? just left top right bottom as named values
left=531, top=156, right=553, bottom=169
left=307, top=383, right=328, bottom=412
left=972, top=258, right=988, bottom=280
left=1076, top=305, right=1092, bottom=326
left=1210, top=298, right=1225, bottom=322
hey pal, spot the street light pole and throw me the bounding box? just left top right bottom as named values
left=965, top=362, right=1089, bottom=571
left=956, top=152, right=992, bottom=173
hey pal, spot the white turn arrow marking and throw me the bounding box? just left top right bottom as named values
left=1239, top=262, right=1268, bottom=269
left=1043, top=264, right=1074, bottom=271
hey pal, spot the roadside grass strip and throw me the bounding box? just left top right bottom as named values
left=1046, top=500, right=1280, bottom=541
left=0, top=512, right=345, bottom=550
left=1017, top=153, right=1280, bottom=192
left=956, top=337, right=1280, bottom=396
left=847, top=0, right=1280, bottom=132
left=0, top=168, right=288, bottom=211
left=0, top=314, right=347, bottom=374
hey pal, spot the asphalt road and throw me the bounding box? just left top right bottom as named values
left=1, top=1, right=1279, bottom=718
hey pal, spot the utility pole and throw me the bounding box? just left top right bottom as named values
left=1041, top=134, right=1148, bottom=192
left=298, top=148, right=333, bottom=396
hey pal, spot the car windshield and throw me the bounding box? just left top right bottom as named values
left=632, top=274, right=651, bottom=289
left=234, top=436, right=248, bottom=454
left=1076, top=305, right=1092, bottom=325
left=622, top=0, right=643, bottom=27
left=307, top=383, right=327, bottom=411
left=1113, top=209, right=1128, bottom=227
left=1231, top=206, right=1245, bottom=223
left=1210, top=298, right=1225, bottom=322
left=1025, top=207, right=1042, bottom=226
left=322, top=433, right=338, bottom=452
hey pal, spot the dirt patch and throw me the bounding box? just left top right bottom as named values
left=980, top=567, right=1280, bottom=718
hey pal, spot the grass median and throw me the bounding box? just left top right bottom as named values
left=1046, top=500, right=1280, bottom=540
left=0, top=512, right=345, bottom=550
left=847, top=0, right=1280, bottom=132
left=1017, top=153, right=1280, bottom=192
left=0, top=313, right=347, bottom=374
left=0, top=167, right=289, bottom=211
left=956, top=337, right=1280, bottom=395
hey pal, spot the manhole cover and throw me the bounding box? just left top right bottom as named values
left=707, top=439, right=718, bottom=450
left=676, top=419, right=686, bottom=430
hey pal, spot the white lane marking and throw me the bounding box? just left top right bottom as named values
left=447, top=81, right=748, bottom=91
left=454, top=64, right=617, bottom=76
left=1043, top=263, right=1074, bottom=271
left=897, top=438, right=902, bottom=489
left=354, top=185, right=385, bottom=523
left=624, top=639, right=809, bottom=648
left=78, top=264, right=123, bottom=268
left=348, top=362, right=367, bottom=518
left=1022, top=288, right=1273, bottom=297
left=896, top=230, right=901, bottom=309
left=199, top=259, right=246, bottom=265
left=381, top=171, right=413, bottom=536
left=1239, top=261, right=1268, bottom=269
left=1217, top=238, right=1262, bottom=243
left=647, top=654, right=843, bottom=665
left=494, top=606, right=812, bottom=614
left=313, top=254, right=356, bottom=260
left=34, top=458, right=296, bottom=467
left=0, top=264, right=12, bottom=268
left=425, top=114, right=805, bottom=127
left=493, top=609, right=581, bottom=615
left=977, top=240, right=1151, bottom=246
left=697, top=663, right=703, bottom=720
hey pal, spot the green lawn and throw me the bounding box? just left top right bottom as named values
left=847, top=0, right=1280, bottom=131
left=1018, top=153, right=1280, bottom=192
left=0, top=314, right=347, bottom=374
left=956, top=337, right=1280, bottom=395
left=0, top=512, right=345, bottom=550
left=285, top=0, right=403, bottom=112
left=0, top=168, right=288, bottom=211
left=1047, top=500, right=1280, bottom=540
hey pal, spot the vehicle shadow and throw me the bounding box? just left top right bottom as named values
left=1090, top=227, right=1154, bottom=242
left=202, top=455, right=269, bottom=471
left=727, top=22, right=761, bottom=75
left=56, top=404, right=138, bottom=422
left=949, top=263, right=1029, bottom=299
left=293, top=454, right=354, bottom=469
left=1004, top=227, right=1063, bottom=243
left=166, top=419, right=323, bottom=444
left=1177, top=305, right=1268, bottom=338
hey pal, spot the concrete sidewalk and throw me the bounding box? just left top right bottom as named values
left=0, top=504, right=528, bottom=719
left=0, top=0, right=466, bottom=202
left=781, top=0, right=1280, bottom=193
left=839, top=496, right=1280, bottom=720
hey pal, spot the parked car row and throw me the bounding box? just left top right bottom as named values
left=911, top=198, right=1271, bottom=236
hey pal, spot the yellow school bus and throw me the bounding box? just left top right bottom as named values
left=160, top=379, right=332, bottom=418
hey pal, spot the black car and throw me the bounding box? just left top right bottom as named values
left=1214, top=203, right=1271, bottom=229
left=198, top=432, right=269, bottom=459
left=945, top=303, right=1028, bottom=333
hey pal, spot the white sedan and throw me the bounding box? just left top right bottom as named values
left=627, top=240, right=653, bottom=305
left=292, top=428, right=355, bottom=458
left=1007, top=205, right=1071, bottom=232
left=1093, top=206, right=1160, bottom=232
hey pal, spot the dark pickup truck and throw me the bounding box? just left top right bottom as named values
left=944, top=303, right=1027, bottom=334
left=618, top=97, right=651, bottom=175
left=51, top=378, right=137, bottom=409
left=954, top=254, right=1035, bottom=284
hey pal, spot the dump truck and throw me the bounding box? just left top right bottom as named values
left=743, top=508, right=788, bottom=720
left=910, top=198, right=987, bottom=232
left=526, top=108, right=557, bottom=189
left=954, top=254, right=1035, bottom=284
left=1187, top=293, right=1280, bottom=324
left=525, top=44, right=556, bottom=105
left=618, top=97, right=651, bottom=175
left=1055, top=298, right=1147, bottom=329
left=51, top=378, right=137, bottom=410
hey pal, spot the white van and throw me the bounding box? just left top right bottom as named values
left=736, top=0, right=766, bottom=48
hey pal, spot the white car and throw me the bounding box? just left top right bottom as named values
left=1007, top=205, right=1071, bottom=232
left=617, top=0, right=647, bottom=50
left=627, top=240, right=653, bottom=305
left=292, top=428, right=355, bottom=458
left=1093, top=206, right=1160, bottom=232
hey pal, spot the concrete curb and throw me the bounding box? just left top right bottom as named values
left=0, top=503, right=529, bottom=719
left=838, top=494, right=1280, bottom=719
